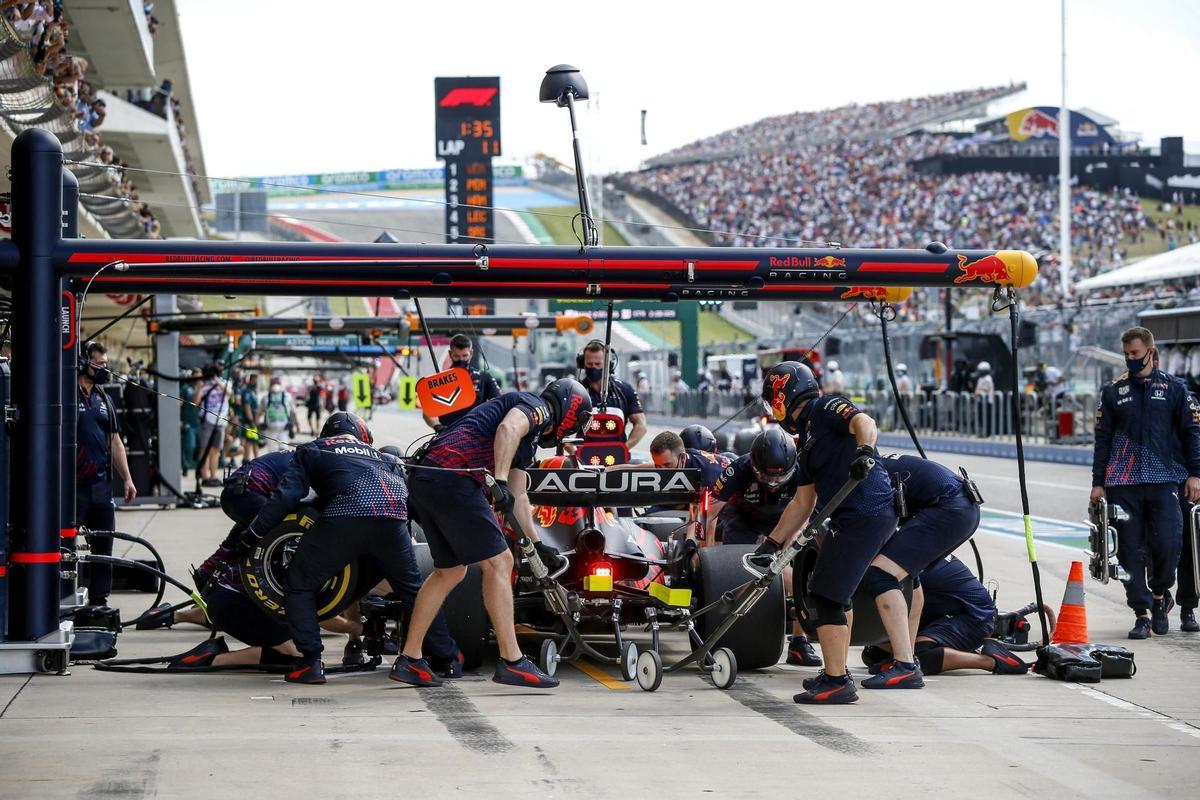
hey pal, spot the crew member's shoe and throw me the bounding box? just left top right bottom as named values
left=167, top=637, right=229, bottom=670
left=430, top=650, right=465, bottom=679
left=388, top=655, right=443, bottom=687
left=342, top=637, right=364, bottom=666
left=1181, top=608, right=1200, bottom=633
left=1128, top=616, right=1152, bottom=639
left=803, top=668, right=852, bottom=690
left=786, top=635, right=822, bottom=667
left=981, top=639, right=1028, bottom=674
left=285, top=657, right=326, bottom=685
left=861, top=660, right=924, bottom=689
left=1151, top=594, right=1175, bottom=635
left=794, top=670, right=858, bottom=704
left=135, top=602, right=175, bottom=630
left=860, top=644, right=890, bottom=672
left=493, top=655, right=559, bottom=688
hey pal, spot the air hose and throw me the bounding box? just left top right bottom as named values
left=877, top=304, right=986, bottom=582
left=79, top=528, right=168, bottom=612
left=74, top=553, right=208, bottom=622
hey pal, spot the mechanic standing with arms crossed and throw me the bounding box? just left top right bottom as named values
left=422, top=333, right=501, bottom=432
left=1092, top=327, right=1200, bottom=638
left=579, top=340, right=648, bottom=449
left=758, top=362, right=896, bottom=704
left=396, top=379, right=593, bottom=688
left=240, top=412, right=459, bottom=685
left=76, top=341, right=137, bottom=607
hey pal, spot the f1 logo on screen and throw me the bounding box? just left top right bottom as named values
left=416, top=367, right=477, bottom=417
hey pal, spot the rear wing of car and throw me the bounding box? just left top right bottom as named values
left=524, top=468, right=702, bottom=508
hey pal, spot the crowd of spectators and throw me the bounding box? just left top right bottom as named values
left=627, top=97, right=1185, bottom=307
left=1, top=1, right=186, bottom=238
left=652, top=84, right=1024, bottom=164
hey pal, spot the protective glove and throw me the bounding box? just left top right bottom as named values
left=849, top=445, right=875, bottom=481
left=749, top=537, right=782, bottom=567
left=490, top=479, right=515, bottom=513
left=533, top=541, right=563, bottom=570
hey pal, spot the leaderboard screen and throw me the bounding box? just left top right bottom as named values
left=434, top=76, right=500, bottom=246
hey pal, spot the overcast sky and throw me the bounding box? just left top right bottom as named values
left=176, top=0, right=1200, bottom=178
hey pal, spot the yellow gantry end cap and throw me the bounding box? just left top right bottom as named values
left=997, top=250, right=1038, bottom=289
left=884, top=287, right=912, bottom=303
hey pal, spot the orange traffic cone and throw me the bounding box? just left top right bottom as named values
left=1050, top=561, right=1089, bottom=645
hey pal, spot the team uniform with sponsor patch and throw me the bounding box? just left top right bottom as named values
left=246, top=437, right=456, bottom=661
left=1092, top=369, right=1200, bottom=614
left=713, top=454, right=801, bottom=545
left=877, top=454, right=980, bottom=575
left=916, top=554, right=996, bottom=653
left=76, top=384, right=120, bottom=605
left=415, top=392, right=553, bottom=568
left=795, top=395, right=896, bottom=608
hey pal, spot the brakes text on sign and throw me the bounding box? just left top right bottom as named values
left=397, top=377, right=418, bottom=410
left=416, top=367, right=477, bottom=417
left=352, top=372, right=372, bottom=408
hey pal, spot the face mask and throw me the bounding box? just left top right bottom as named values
left=451, top=359, right=470, bottom=369
left=90, top=365, right=110, bottom=384
left=1125, top=348, right=1153, bottom=377
left=585, top=367, right=604, bottom=382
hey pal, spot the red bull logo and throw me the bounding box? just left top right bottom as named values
left=813, top=255, right=847, bottom=268
left=954, top=254, right=1011, bottom=285
left=840, top=286, right=888, bottom=300
left=768, top=374, right=790, bottom=396
left=1007, top=108, right=1059, bottom=141
left=556, top=394, right=585, bottom=438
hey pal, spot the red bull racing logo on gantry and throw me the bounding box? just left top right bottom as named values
left=954, top=254, right=1012, bottom=285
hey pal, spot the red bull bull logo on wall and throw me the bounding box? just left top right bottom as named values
left=1003, top=107, right=1115, bottom=146
left=839, top=286, right=889, bottom=300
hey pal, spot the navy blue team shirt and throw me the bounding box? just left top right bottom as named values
left=682, top=448, right=729, bottom=490
left=248, top=437, right=410, bottom=535
left=793, top=395, right=893, bottom=516
left=713, top=454, right=801, bottom=524
left=919, top=554, right=995, bottom=629
left=77, top=385, right=120, bottom=485
left=878, top=454, right=964, bottom=508
left=226, top=450, right=294, bottom=497
left=424, top=392, right=552, bottom=485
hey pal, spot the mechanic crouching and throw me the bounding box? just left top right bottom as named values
left=711, top=428, right=821, bottom=667
left=1091, top=326, right=1200, bottom=638
left=397, top=379, right=593, bottom=688
left=758, top=362, right=896, bottom=704
left=648, top=431, right=730, bottom=543
left=856, top=454, right=983, bottom=689
left=240, top=412, right=459, bottom=685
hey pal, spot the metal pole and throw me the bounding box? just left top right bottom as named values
left=9, top=129, right=65, bottom=640
left=1058, top=0, right=1072, bottom=299
left=564, top=92, right=598, bottom=247
left=60, top=168, right=79, bottom=603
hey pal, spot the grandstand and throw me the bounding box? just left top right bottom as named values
left=621, top=86, right=1197, bottom=311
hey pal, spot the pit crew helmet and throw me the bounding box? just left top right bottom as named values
left=750, top=427, right=798, bottom=488
left=539, top=378, right=594, bottom=448
left=321, top=411, right=373, bottom=444
left=761, top=361, right=820, bottom=434
left=680, top=424, right=718, bottom=453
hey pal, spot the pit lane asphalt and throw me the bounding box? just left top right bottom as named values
left=1, top=408, right=1195, bottom=799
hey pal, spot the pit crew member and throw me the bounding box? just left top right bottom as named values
left=423, top=333, right=501, bottom=431
left=398, top=379, right=593, bottom=688
left=1091, top=326, right=1200, bottom=638
left=240, top=412, right=458, bottom=685
left=757, top=361, right=896, bottom=704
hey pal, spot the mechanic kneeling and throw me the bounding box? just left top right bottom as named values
left=758, top=362, right=896, bottom=705
left=240, top=412, right=459, bottom=685
left=855, top=454, right=984, bottom=689
left=862, top=555, right=1027, bottom=676
left=713, top=428, right=821, bottom=667
left=397, top=379, right=593, bottom=688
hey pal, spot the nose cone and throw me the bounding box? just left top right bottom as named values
left=997, top=250, right=1039, bottom=288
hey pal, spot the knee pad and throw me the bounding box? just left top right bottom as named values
left=811, top=593, right=849, bottom=627
left=861, top=565, right=902, bottom=599
left=914, top=640, right=945, bottom=675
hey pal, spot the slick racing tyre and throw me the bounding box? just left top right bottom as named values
left=238, top=511, right=360, bottom=622
left=414, top=543, right=489, bottom=670
left=792, top=538, right=913, bottom=646
left=695, top=545, right=785, bottom=670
